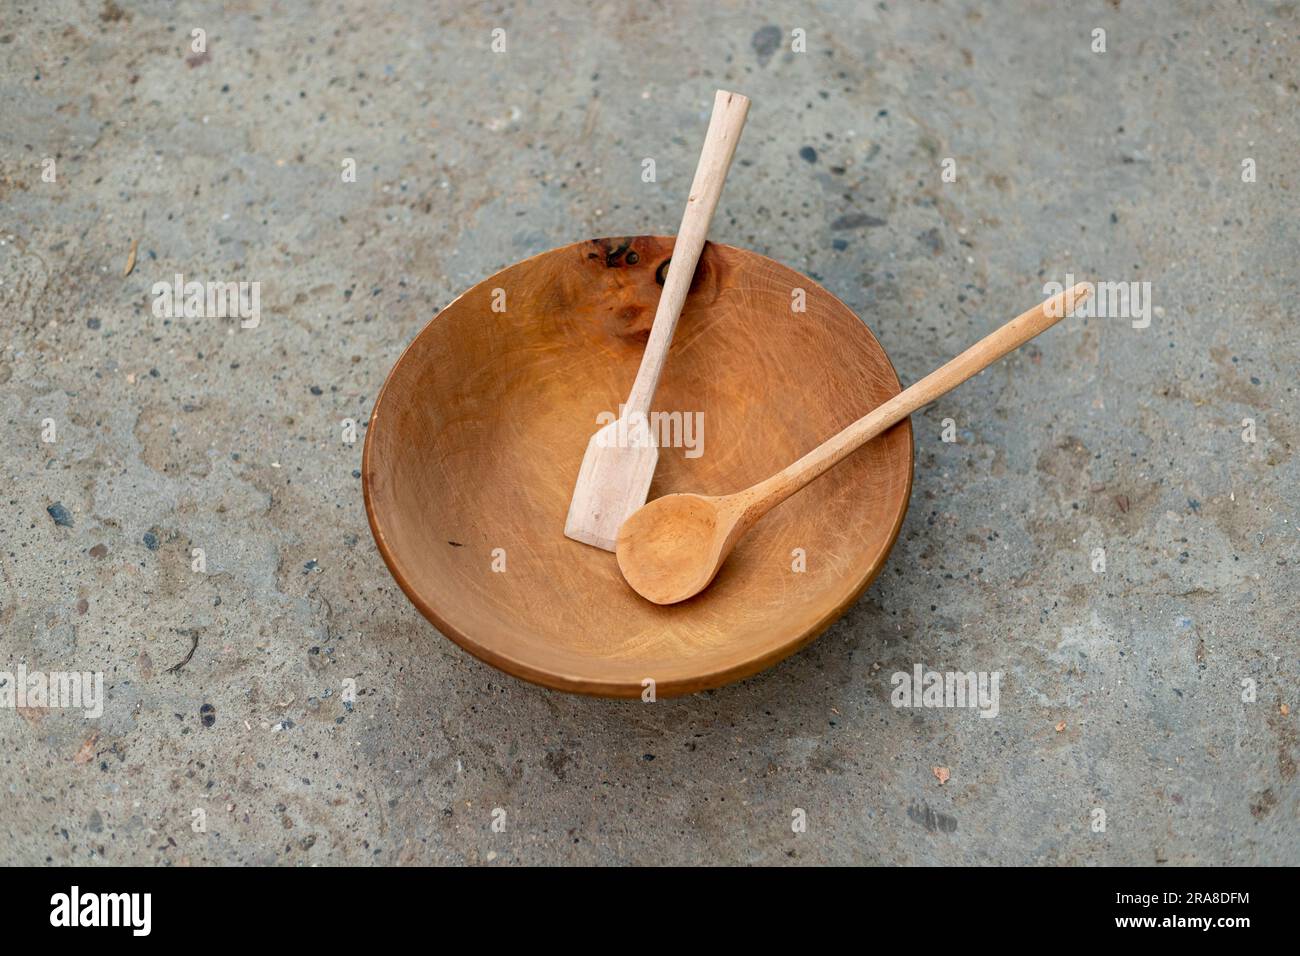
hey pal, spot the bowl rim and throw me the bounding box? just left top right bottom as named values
left=362, top=237, right=914, bottom=698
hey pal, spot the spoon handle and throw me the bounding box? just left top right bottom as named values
left=624, top=90, right=750, bottom=417
left=741, top=282, right=1092, bottom=519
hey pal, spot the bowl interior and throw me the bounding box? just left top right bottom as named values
left=364, top=237, right=912, bottom=696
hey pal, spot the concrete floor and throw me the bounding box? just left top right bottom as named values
left=2, top=0, right=1297, bottom=865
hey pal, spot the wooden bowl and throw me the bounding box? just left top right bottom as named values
left=363, top=237, right=912, bottom=697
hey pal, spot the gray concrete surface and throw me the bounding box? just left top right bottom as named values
left=2, top=0, right=1297, bottom=865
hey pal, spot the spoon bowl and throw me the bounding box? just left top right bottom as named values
left=615, top=493, right=735, bottom=604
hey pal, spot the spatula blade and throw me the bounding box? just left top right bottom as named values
left=564, top=418, right=660, bottom=551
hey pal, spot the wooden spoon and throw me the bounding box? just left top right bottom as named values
left=565, top=89, right=751, bottom=550
left=617, top=282, right=1092, bottom=604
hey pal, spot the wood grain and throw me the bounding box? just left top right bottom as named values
left=363, top=237, right=912, bottom=697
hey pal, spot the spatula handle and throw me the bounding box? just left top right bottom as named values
left=743, top=283, right=1093, bottom=518
left=624, top=90, right=750, bottom=417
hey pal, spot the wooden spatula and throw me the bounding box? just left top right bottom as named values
left=564, top=89, right=751, bottom=551
left=616, top=283, right=1093, bottom=602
